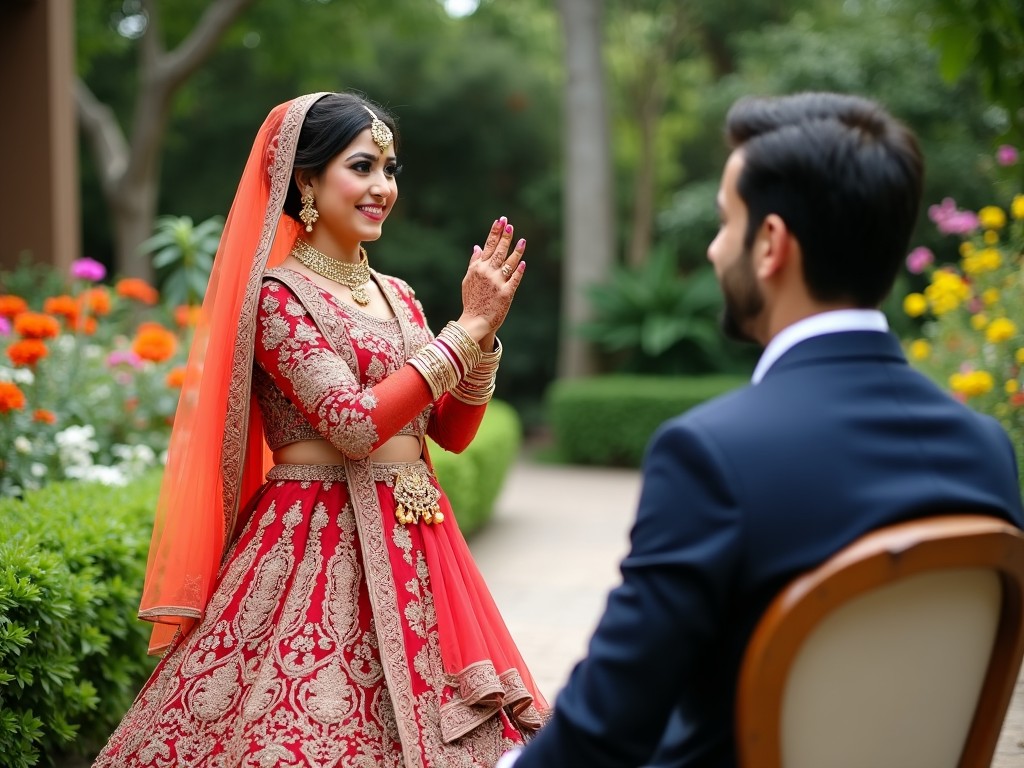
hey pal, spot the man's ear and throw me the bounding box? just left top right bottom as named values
left=755, top=213, right=794, bottom=279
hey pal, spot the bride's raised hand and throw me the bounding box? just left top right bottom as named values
left=457, top=216, right=526, bottom=341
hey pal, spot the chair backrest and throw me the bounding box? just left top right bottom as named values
left=736, top=515, right=1024, bottom=768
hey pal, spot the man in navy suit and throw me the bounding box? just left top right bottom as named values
left=499, top=92, right=1024, bottom=768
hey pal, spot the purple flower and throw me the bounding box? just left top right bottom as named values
left=927, top=198, right=979, bottom=235
left=997, top=144, right=1019, bottom=167
left=106, top=349, right=143, bottom=369
left=0, top=317, right=10, bottom=337
left=71, top=257, right=106, bottom=282
left=905, top=246, right=934, bottom=274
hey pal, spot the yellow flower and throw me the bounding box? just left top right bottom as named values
left=983, top=288, right=1001, bottom=306
left=959, top=242, right=976, bottom=258
left=903, top=293, right=928, bottom=317
left=983, top=229, right=999, bottom=245
left=1012, top=194, right=1024, bottom=221
left=925, top=271, right=970, bottom=315
left=986, top=318, right=1017, bottom=343
left=978, top=205, right=1006, bottom=230
left=1006, top=380, right=1019, bottom=394
left=1016, top=348, right=1024, bottom=365
left=949, top=370, right=994, bottom=398
left=971, top=314, right=989, bottom=331
left=908, top=339, right=931, bottom=360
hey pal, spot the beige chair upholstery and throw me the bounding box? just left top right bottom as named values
left=736, top=515, right=1024, bottom=768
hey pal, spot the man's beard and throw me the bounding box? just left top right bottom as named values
left=719, top=247, right=764, bottom=344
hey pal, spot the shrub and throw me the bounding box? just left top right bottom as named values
left=430, top=398, right=522, bottom=535
left=547, top=374, right=747, bottom=467
left=0, top=473, right=160, bottom=766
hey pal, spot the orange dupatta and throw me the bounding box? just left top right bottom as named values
left=138, top=94, right=328, bottom=655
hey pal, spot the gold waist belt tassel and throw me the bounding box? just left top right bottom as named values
left=393, top=468, right=444, bottom=525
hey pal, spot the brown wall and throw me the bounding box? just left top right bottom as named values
left=0, top=0, right=79, bottom=273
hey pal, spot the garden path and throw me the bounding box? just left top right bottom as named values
left=470, top=458, right=1024, bottom=767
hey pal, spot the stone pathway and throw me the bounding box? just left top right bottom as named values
left=469, top=459, right=1024, bottom=766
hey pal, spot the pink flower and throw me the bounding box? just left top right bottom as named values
left=996, top=145, right=1019, bottom=167
left=905, top=246, right=934, bottom=274
left=71, top=257, right=107, bottom=282
left=106, top=349, right=143, bottom=369
left=927, top=197, right=979, bottom=235
left=0, top=317, right=10, bottom=336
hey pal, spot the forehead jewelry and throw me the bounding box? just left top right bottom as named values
left=364, top=107, right=393, bottom=153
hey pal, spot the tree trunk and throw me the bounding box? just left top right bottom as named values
left=625, top=73, right=662, bottom=268
left=555, top=0, right=615, bottom=379
left=76, top=0, right=256, bottom=280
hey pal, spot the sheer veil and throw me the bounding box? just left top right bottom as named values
left=139, top=93, right=328, bottom=655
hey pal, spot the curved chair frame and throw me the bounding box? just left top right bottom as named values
left=736, top=515, right=1024, bottom=768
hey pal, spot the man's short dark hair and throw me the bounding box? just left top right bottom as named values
left=725, top=92, right=924, bottom=307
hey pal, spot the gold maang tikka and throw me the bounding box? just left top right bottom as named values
left=291, top=240, right=373, bottom=306
left=364, top=107, right=393, bottom=153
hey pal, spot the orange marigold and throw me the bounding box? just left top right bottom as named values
left=33, top=409, right=56, bottom=425
left=14, top=312, right=60, bottom=339
left=6, top=339, right=48, bottom=367
left=165, top=366, right=187, bottom=388
left=173, top=304, right=203, bottom=328
left=79, top=287, right=112, bottom=316
left=0, top=295, right=29, bottom=319
left=132, top=324, right=177, bottom=362
left=74, top=315, right=98, bottom=335
left=43, top=295, right=79, bottom=324
left=116, top=278, right=159, bottom=305
left=0, top=381, right=26, bottom=412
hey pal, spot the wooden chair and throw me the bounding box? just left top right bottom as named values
left=736, top=515, right=1024, bottom=768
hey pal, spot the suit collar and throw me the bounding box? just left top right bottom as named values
left=752, top=309, right=889, bottom=383
left=756, top=330, right=906, bottom=382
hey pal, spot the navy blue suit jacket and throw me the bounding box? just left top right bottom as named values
left=515, top=331, right=1024, bottom=768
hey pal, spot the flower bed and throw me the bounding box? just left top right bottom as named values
left=0, top=260, right=191, bottom=497
left=902, top=145, right=1024, bottom=465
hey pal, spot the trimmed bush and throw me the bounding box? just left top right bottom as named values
left=0, top=473, right=161, bottom=766
left=430, top=398, right=522, bottom=535
left=547, top=374, right=747, bottom=467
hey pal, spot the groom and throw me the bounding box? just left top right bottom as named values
left=500, top=92, right=1024, bottom=767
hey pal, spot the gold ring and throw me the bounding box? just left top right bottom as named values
left=501, top=265, right=512, bottom=277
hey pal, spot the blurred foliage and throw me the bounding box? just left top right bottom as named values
left=581, top=248, right=755, bottom=374
left=140, top=215, right=221, bottom=307
left=923, top=0, right=1024, bottom=143
left=75, top=0, right=1021, bottom=425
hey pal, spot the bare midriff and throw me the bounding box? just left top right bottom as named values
left=272, top=435, right=422, bottom=466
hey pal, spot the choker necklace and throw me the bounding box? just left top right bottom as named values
left=291, top=240, right=372, bottom=306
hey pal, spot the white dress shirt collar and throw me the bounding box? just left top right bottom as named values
left=751, top=309, right=889, bottom=384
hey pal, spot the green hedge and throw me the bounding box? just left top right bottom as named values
left=547, top=374, right=748, bottom=467
left=430, top=398, right=522, bottom=535
left=0, top=475, right=161, bottom=767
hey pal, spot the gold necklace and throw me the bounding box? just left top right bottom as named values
left=291, top=240, right=372, bottom=306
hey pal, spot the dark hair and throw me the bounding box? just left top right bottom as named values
left=725, top=92, right=924, bottom=307
left=282, top=92, right=401, bottom=223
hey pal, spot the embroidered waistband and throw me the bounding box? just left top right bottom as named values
left=266, top=460, right=430, bottom=483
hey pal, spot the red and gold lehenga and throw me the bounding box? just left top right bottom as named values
left=93, top=94, right=546, bottom=768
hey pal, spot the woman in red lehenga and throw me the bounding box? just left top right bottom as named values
left=93, top=92, right=547, bottom=768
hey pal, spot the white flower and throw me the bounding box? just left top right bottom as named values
left=65, top=464, right=128, bottom=486
left=83, top=344, right=104, bottom=360
left=0, top=366, right=36, bottom=385
left=14, top=435, right=32, bottom=454
left=30, top=463, right=47, bottom=478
